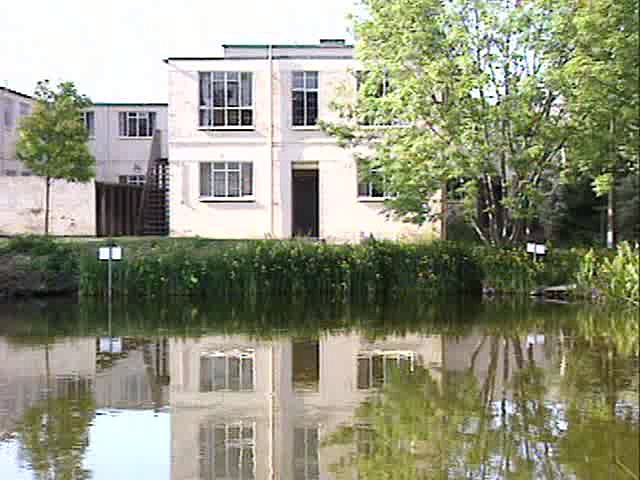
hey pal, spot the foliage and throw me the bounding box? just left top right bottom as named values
left=79, top=239, right=482, bottom=301
left=560, top=0, right=640, bottom=196
left=594, top=242, right=639, bottom=305
left=0, top=235, right=80, bottom=294
left=323, top=0, right=577, bottom=244
left=16, top=382, right=95, bottom=480
left=324, top=332, right=639, bottom=479
left=16, top=80, right=94, bottom=235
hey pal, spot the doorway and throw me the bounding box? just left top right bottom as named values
left=292, top=169, right=319, bottom=238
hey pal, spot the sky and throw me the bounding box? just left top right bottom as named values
left=1, top=0, right=356, bottom=103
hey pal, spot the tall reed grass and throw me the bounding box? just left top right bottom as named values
left=79, top=239, right=482, bottom=301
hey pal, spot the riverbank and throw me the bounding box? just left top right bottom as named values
left=1, top=236, right=637, bottom=305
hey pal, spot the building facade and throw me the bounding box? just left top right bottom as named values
left=166, top=41, right=440, bottom=241
left=0, top=86, right=34, bottom=177
left=0, top=86, right=168, bottom=185
left=84, top=103, right=168, bottom=184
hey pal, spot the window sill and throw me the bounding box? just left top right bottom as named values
left=199, top=197, right=256, bottom=203
left=290, top=126, right=321, bottom=131
left=118, top=136, right=153, bottom=140
left=198, top=126, right=255, bottom=131
left=357, top=196, right=388, bottom=203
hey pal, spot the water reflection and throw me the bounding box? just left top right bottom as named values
left=0, top=299, right=637, bottom=479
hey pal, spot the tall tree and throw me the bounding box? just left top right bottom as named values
left=560, top=0, right=640, bottom=247
left=16, top=80, right=94, bottom=236
left=323, top=0, right=576, bottom=245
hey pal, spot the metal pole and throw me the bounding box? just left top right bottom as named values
left=108, top=250, right=112, bottom=301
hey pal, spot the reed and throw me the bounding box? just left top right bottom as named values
left=79, top=239, right=482, bottom=300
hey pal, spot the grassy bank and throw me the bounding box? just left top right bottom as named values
left=79, top=239, right=482, bottom=301
left=2, top=236, right=637, bottom=305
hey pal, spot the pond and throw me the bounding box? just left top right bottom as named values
left=0, top=297, right=637, bottom=479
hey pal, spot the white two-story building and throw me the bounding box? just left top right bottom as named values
left=166, top=40, right=439, bottom=242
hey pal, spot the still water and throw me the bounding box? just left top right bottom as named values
left=0, top=298, right=637, bottom=479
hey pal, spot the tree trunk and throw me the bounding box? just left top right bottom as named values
left=607, top=182, right=616, bottom=248
left=44, top=176, right=51, bottom=236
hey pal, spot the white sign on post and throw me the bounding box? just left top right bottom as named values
left=526, top=243, right=536, bottom=254
left=535, top=244, right=546, bottom=255
left=98, top=246, right=123, bottom=261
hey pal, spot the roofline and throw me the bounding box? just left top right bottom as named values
left=222, top=43, right=354, bottom=49
left=164, top=55, right=355, bottom=62
left=0, top=86, right=33, bottom=100
left=92, top=102, right=168, bottom=107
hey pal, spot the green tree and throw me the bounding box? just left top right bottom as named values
left=323, top=0, right=576, bottom=245
left=560, top=0, right=640, bottom=247
left=16, top=80, right=94, bottom=236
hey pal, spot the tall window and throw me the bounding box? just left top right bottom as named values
left=118, top=111, right=156, bottom=137
left=357, top=351, right=416, bottom=389
left=293, top=427, right=320, bottom=480
left=200, top=349, right=255, bottom=391
left=200, top=422, right=255, bottom=480
left=83, top=111, right=95, bottom=137
left=199, top=72, right=253, bottom=128
left=358, top=168, right=391, bottom=199
left=355, top=71, right=407, bottom=127
left=292, top=71, right=318, bottom=126
left=200, top=162, right=254, bottom=199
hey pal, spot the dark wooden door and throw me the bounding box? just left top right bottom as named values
left=292, top=169, right=319, bottom=237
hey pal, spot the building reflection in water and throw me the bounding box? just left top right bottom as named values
left=169, top=332, right=444, bottom=480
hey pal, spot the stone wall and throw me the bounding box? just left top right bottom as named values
left=0, top=177, right=96, bottom=236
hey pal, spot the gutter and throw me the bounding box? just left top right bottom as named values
left=268, top=45, right=275, bottom=237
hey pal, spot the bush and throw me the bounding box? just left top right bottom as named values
left=578, top=242, right=639, bottom=305
left=79, top=239, right=482, bottom=301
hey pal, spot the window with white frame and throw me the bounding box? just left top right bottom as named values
left=199, top=72, right=254, bottom=128
left=199, top=349, right=255, bottom=392
left=292, top=71, right=318, bottom=127
left=118, top=111, right=156, bottom=137
left=293, top=427, right=320, bottom=480
left=83, top=111, right=95, bottom=137
left=357, top=167, right=392, bottom=199
left=200, top=422, right=256, bottom=480
left=119, top=175, right=146, bottom=186
left=357, top=350, right=416, bottom=389
left=200, top=162, right=254, bottom=199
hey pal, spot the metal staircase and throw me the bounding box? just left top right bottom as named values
left=136, top=130, right=169, bottom=236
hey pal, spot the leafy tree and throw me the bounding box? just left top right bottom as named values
left=16, top=80, right=94, bottom=235
left=323, top=0, right=576, bottom=245
left=560, top=0, right=640, bottom=247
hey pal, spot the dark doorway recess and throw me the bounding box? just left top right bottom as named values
left=292, top=169, right=319, bottom=238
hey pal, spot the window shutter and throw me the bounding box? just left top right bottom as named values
left=200, top=163, right=212, bottom=196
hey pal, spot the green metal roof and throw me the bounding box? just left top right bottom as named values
left=222, top=43, right=353, bottom=49
left=92, top=102, right=168, bottom=107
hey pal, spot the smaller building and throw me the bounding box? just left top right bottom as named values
left=0, top=86, right=34, bottom=177
left=83, top=103, right=168, bottom=184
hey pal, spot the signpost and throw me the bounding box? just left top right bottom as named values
left=526, top=242, right=546, bottom=262
left=98, top=245, right=122, bottom=343
left=98, top=245, right=122, bottom=300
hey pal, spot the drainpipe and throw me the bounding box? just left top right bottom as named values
left=268, top=45, right=275, bottom=237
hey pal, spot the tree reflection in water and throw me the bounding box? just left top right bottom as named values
left=325, top=331, right=639, bottom=480
left=16, top=375, right=95, bottom=480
